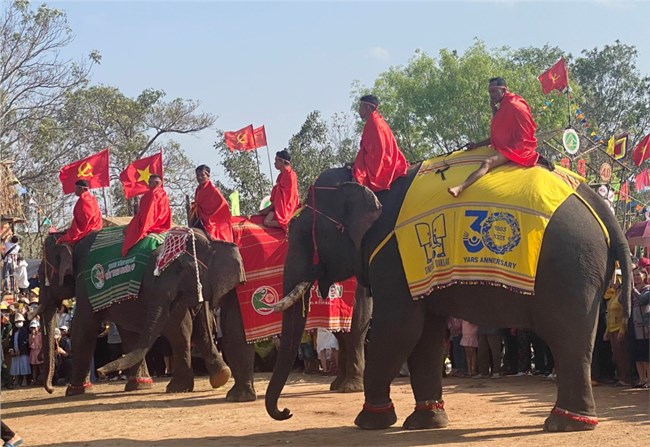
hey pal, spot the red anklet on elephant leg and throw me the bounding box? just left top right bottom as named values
left=551, top=406, right=598, bottom=426
left=415, top=400, right=445, bottom=411
left=362, top=402, right=395, bottom=413
left=83, top=382, right=93, bottom=388
left=131, top=377, right=154, bottom=384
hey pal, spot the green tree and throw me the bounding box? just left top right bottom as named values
left=215, top=111, right=358, bottom=213
left=0, top=0, right=99, bottom=163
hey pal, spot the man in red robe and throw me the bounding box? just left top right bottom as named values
left=352, top=94, right=408, bottom=192
left=260, top=150, right=299, bottom=232
left=57, top=180, right=103, bottom=245
left=122, top=174, right=172, bottom=256
left=448, top=77, right=539, bottom=197
left=190, top=165, right=233, bottom=242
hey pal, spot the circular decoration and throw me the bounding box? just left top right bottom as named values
left=562, top=129, right=580, bottom=155
left=251, top=286, right=279, bottom=316
left=90, top=264, right=106, bottom=290
left=597, top=185, right=608, bottom=197
left=599, top=163, right=612, bottom=182
left=480, top=212, right=521, bottom=255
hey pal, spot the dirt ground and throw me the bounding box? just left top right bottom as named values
left=1, top=373, right=648, bottom=447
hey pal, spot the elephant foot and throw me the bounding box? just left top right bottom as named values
left=403, top=401, right=448, bottom=430
left=65, top=382, right=92, bottom=397
left=226, top=383, right=257, bottom=402
left=354, top=402, right=397, bottom=430
left=125, top=377, right=154, bottom=392
left=166, top=377, right=194, bottom=393
left=209, top=366, right=231, bottom=389
left=329, top=374, right=345, bottom=391
left=332, top=378, right=364, bottom=393
left=543, top=407, right=598, bottom=432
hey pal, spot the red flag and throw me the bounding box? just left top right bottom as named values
left=119, top=152, right=164, bottom=199
left=224, top=125, right=256, bottom=151
left=254, top=126, right=268, bottom=148
left=632, top=134, right=650, bottom=166
left=619, top=181, right=630, bottom=203
left=635, top=168, right=649, bottom=191
left=538, top=58, right=569, bottom=95
left=59, top=148, right=110, bottom=194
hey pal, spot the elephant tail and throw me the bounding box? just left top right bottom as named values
left=265, top=283, right=311, bottom=421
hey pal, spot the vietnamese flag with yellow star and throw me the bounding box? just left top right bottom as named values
left=59, top=148, right=110, bottom=194
left=119, top=152, right=164, bottom=199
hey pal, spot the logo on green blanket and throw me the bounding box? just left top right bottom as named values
left=91, top=264, right=106, bottom=290
left=251, top=286, right=280, bottom=315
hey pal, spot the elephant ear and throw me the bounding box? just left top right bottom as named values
left=341, top=182, right=382, bottom=250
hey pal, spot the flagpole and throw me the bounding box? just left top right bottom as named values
left=253, top=149, right=264, bottom=198
left=265, top=145, right=274, bottom=181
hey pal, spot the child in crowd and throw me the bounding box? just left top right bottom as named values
left=447, top=317, right=468, bottom=377
left=631, top=268, right=650, bottom=388
left=299, top=330, right=318, bottom=374
left=316, top=328, right=339, bottom=375
left=603, top=271, right=631, bottom=386
left=29, top=319, right=43, bottom=385
left=460, top=319, right=478, bottom=377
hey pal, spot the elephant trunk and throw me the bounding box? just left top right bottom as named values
left=272, top=281, right=311, bottom=312
left=265, top=281, right=312, bottom=420
left=97, top=301, right=168, bottom=377
left=40, top=291, right=59, bottom=394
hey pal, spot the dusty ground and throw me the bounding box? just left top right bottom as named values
left=1, top=373, right=648, bottom=447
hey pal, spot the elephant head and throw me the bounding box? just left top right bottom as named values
left=97, top=229, right=245, bottom=376
left=39, top=233, right=77, bottom=394
left=266, top=168, right=381, bottom=420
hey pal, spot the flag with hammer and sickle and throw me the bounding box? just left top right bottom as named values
left=58, top=148, right=110, bottom=194
left=224, top=125, right=257, bottom=151
left=538, top=58, right=569, bottom=95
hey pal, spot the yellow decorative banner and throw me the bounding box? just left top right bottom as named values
left=390, top=147, right=585, bottom=297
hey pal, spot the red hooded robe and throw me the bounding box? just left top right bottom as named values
left=491, top=92, right=539, bottom=167
left=352, top=109, right=408, bottom=192
left=270, top=166, right=299, bottom=232
left=57, top=191, right=103, bottom=245
left=193, top=180, right=233, bottom=242
left=122, top=185, right=172, bottom=256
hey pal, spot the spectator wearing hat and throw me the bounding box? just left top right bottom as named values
left=57, top=179, right=103, bottom=246
left=190, top=165, right=233, bottom=242
left=56, top=303, right=72, bottom=330
left=352, top=94, right=408, bottom=192
left=9, top=313, right=31, bottom=386
left=260, top=150, right=299, bottom=232
left=29, top=319, right=43, bottom=385
left=631, top=268, right=650, bottom=388
left=54, top=325, right=72, bottom=385
left=638, top=257, right=650, bottom=278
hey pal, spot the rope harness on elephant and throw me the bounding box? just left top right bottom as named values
left=153, top=227, right=203, bottom=302
left=305, top=185, right=345, bottom=266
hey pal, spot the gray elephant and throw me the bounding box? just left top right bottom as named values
left=39, top=229, right=244, bottom=396
left=265, top=165, right=632, bottom=432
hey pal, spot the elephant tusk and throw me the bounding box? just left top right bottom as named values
left=273, top=281, right=312, bottom=312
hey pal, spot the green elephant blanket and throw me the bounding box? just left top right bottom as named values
left=81, top=226, right=165, bottom=312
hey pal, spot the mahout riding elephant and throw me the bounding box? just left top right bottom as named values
left=39, top=229, right=245, bottom=396
left=265, top=165, right=632, bottom=432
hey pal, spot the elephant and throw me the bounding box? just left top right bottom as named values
left=264, top=165, right=632, bottom=433
left=97, top=235, right=372, bottom=402
left=39, top=229, right=245, bottom=396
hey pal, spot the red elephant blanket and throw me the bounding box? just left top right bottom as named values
left=232, top=216, right=356, bottom=343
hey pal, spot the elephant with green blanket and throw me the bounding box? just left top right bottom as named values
left=39, top=229, right=245, bottom=396
left=265, top=165, right=632, bottom=432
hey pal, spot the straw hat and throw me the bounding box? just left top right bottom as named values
left=14, top=313, right=25, bottom=322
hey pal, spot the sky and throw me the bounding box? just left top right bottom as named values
left=49, top=0, right=650, bottom=187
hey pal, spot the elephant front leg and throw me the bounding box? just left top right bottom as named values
left=221, top=291, right=256, bottom=402
left=354, top=300, right=423, bottom=429
left=402, top=313, right=449, bottom=430
left=193, top=302, right=230, bottom=389
left=164, top=308, right=195, bottom=393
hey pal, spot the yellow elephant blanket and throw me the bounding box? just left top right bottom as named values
left=387, top=146, right=603, bottom=298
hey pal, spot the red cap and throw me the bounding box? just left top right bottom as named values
left=639, top=257, right=650, bottom=268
